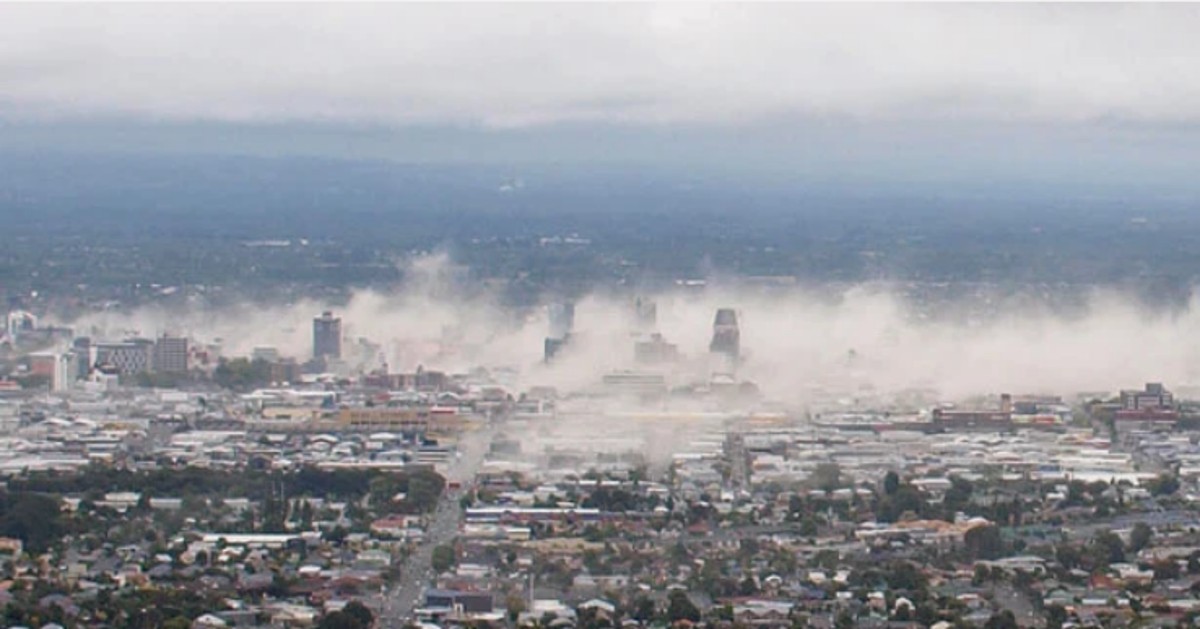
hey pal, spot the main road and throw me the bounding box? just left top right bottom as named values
left=378, top=420, right=497, bottom=628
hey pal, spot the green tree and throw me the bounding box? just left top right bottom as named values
left=769, top=548, right=798, bottom=576
left=432, top=544, right=456, bottom=574
left=738, top=537, right=760, bottom=561
left=1066, top=480, right=1088, bottom=506
left=738, top=575, right=759, bottom=596
left=885, top=561, right=928, bottom=592
left=984, top=610, right=1019, bottom=629
left=1147, top=473, right=1180, bottom=497
left=915, top=603, right=939, bottom=626
left=942, top=476, right=974, bottom=517
left=964, top=525, right=1006, bottom=560
left=1129, top=522, right=1153, bottom=554
left=1188, top=552, right=1200, bottom=575
left=877, top=482, right=928, bottom=523
left=213, top=357, right=273, bottom=390
left=0, top=491, right=64, bottom=553
left=1088, top=530, right=1125, bottom=569
left=883, top=471, right=901, bottom=496
left=813, top=463, right=842, bottom=492
left=300, top=500, right=315, bottom=529
left=325, top=525, right=349, bottom=544
left=631, top=596, right=656, bottom=623
left=1055, top=544, right=1081, bottom=570
left=342, top=601, right=374, bottom=628
left=1045, top=603, right=1068, bottom=629
left=319, top=610, right=369, bottom=629
left=972, top=564, right=992, bottom=586
left=405, top=470, right=446, bottom=513
left=666, top=591, right=700, bottom=623
left=812, top=549, right=839, bottom=570
left=262, top=492, right=287, bottom=533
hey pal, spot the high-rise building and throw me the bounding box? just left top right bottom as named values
left=4, top=311, right=37, bottom=342
left=544, top=336, right=569, bottom=363
left=94, top=339, right=155, bottom=375
left=72, top=337, right=93, bottom=379
left=634, top=297, right=657, bottom=332
left=547, top=302, right=575, bottom=339
left=153, top=335, right=189, bottom=373
left=544, top=302, right=576, bottom=363
left=27, top=352, right=76, bottom=392
left=313, top=311, right=342, bottom=361
left=710, top=308, right=740, bottom=361
left=54, top=353, right=76, bottom=392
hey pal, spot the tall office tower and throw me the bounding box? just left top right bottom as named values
left=153, top=335, right=190, bottom=373
left=709, top=308, right=740, bottom=361
left=71, top=337, right=93, bottom=379
left=544, top=336, right=568, bottom=363
left=544, top=302, right=575, bottom=363
left=547, top=302, right=575, bottom=339
left=54, top=353, right=77, bottom=392
left=634, top=297, right=657, bottom=332
left=313, top=311, right=342, bottom=361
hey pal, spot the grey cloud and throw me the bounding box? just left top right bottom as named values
left=2, top=4, right=1200, bottom=127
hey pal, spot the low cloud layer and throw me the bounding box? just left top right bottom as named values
left=3, top=4, right=1200, bottom=128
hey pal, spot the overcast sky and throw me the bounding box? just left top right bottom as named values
left=3, top=3, right=1200, bottom=188
left=4, top=3, right=1200, bottom=126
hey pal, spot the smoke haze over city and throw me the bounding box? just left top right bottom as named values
left=50, top=251, right=1200, bottom=405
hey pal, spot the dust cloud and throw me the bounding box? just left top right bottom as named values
left=58, top=252, right=1200, bottom=405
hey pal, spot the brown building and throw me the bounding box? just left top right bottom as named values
left=337, top=407, right=430, bottom=432
left=337, top=406, right=465, bottom=434
left=269, top=359, right=303, bottom=385
left=932, top=409, right=1013, bottom=431
left=361, top=369, right=450, bottom=391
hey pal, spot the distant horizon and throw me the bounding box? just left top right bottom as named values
left=3, top=4, right=1200, bottom=196
left=4, top=117, right=1200, bottom=199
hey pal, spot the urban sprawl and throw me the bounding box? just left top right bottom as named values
left=1, top=301, right=1198, bottom=629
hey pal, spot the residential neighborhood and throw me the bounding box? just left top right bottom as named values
left=4, top=306, right=1200, bottom=629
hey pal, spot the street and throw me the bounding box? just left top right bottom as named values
left=377, top=421, right=497, bottom=628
